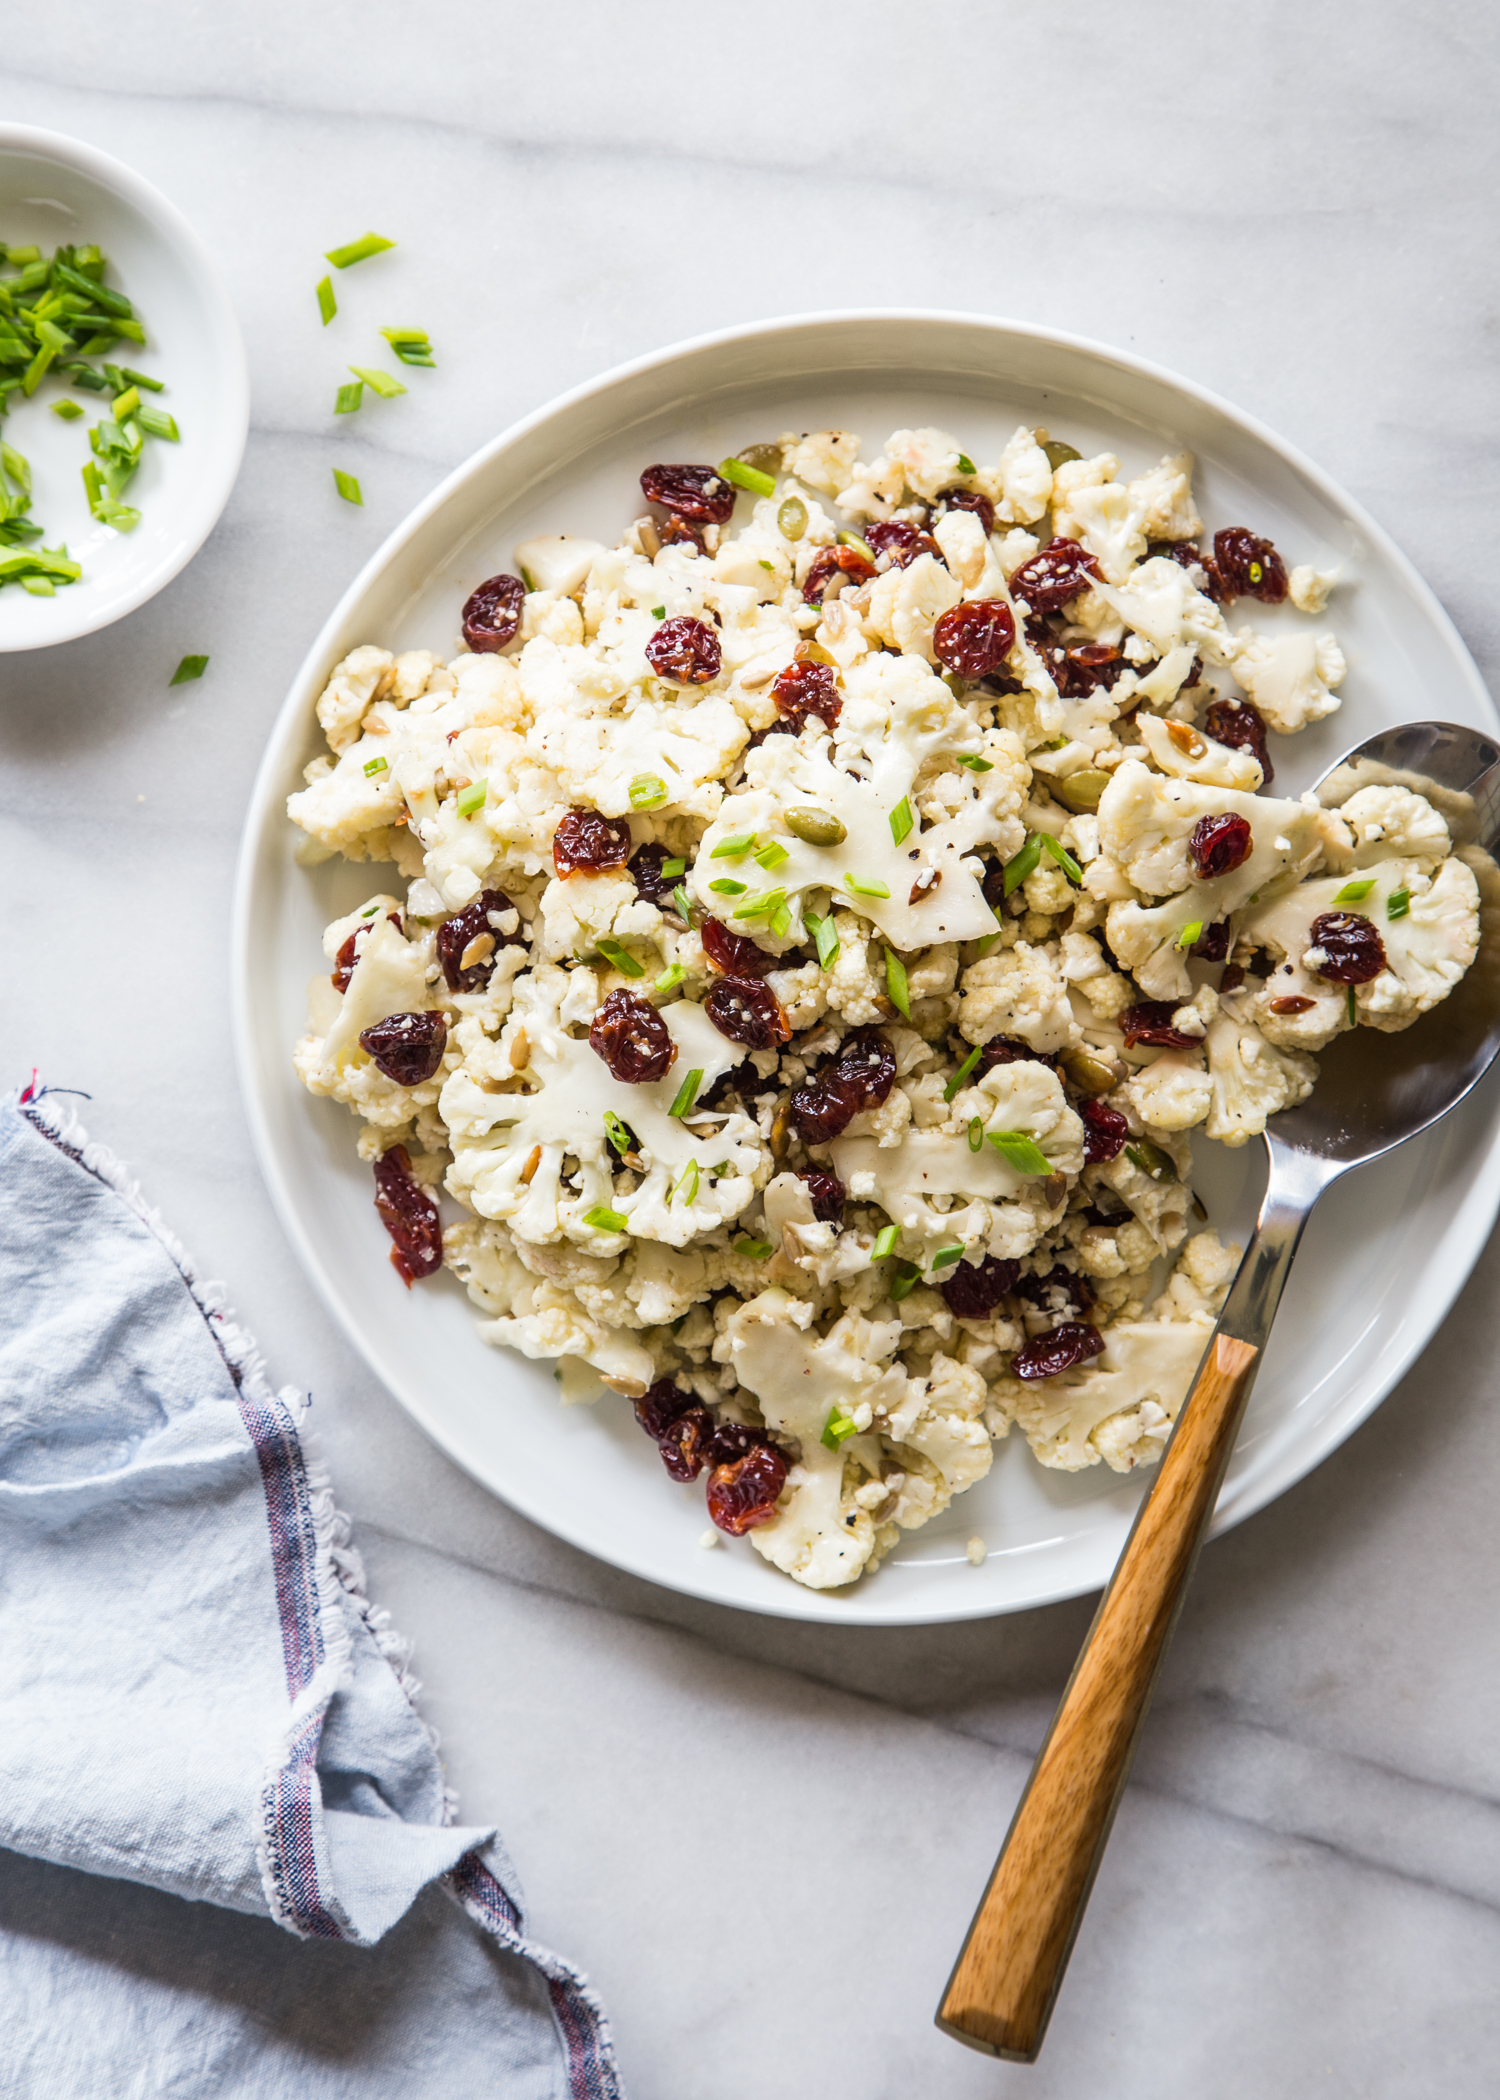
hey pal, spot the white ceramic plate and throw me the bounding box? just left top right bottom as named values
left=0, top=126, right=248, bottom=651
left=234, top=312, right=1500, bottom=1626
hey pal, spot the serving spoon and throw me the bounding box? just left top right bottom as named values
left=937, top=719, right=1500, bottom=2062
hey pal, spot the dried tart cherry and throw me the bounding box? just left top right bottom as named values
left=359, top=1010, right=448, bottom=1086
left=705, top=977, right=790, bottom=1049
left=437, top=888, right=520, bottom=992
left=1204, top=697, right=1274, bottom=785
left=940, top=1255, right=1020, bottom=1319
left=789, top=1027, right=896, bottom=1145
left=1308, top=912, right=1387, bottom=984
left=707, top=1443, right=788, bottom=1533
left=1009, top=536, right=1101, bottom=614
left=646, top=616, right=721, bottom=685
left=589, top=989, right=677, bottom=1084
left=932, top=599, right=1016, bottom=678
left=373, top=1146, right=443, bottom=1285
left=701, top=916, right=777, bottom=978
left=639, top=463, right=737, bottom=523
left=461, top=573, right=526, bottom=653
left=1013, top=1321, right=1105, bottom=1380
left=553, top=808, right=631, bottom=876
left=1188, top=812, right=1254, bottom=880
left=1212, top=527, right=1289, bottom=604
left=772, top=658, right=841, bottom=730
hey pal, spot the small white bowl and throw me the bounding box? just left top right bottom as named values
left=0, top=125, right=248, bottom=652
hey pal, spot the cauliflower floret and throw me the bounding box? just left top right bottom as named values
left=316, top=645, right=395, bottom=754
left=975, top=426, right=1053, bottom=527
left=1000, top=1316, right=1211, bottom=1472
left=1202, top=1012, right=1317, bottom=1145
left=863, top=552, right=962, bottom=661
left=537, top=869, right=658, bottom=964
left=959, top=941, right=1079, bottom=1054
left=932, top=507, right=988, bottom=591
left=1120, top=1052, right=1213, bottom=1134
left=1360, top=856, right=1481, bottom=1030
left=779, top=430, right=861, bottom=496
left=1228, top=629, right=1345, bottom=734
left=1048, top=454, right=1148, bottom=584
left=1135, top=711, right=1263, bottom=792
left=1288, top=565, right=1339, bottom=615
left=881, top=426, right=967, bottom=502
left=1336, top=785, right=1451, bottom=871
left=1126, top=453, right=1202, bottom=545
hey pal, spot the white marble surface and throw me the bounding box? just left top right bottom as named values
left=4, top=5, right=1500, bottom=2090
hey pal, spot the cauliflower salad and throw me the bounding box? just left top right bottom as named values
left=288, top=422, right=1481, bottom=1592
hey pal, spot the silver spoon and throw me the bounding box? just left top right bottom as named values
left=938, top=719, right=1500, bottom=2062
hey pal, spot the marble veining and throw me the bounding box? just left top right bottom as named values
left=2, top=5, right=1499, bottom=2091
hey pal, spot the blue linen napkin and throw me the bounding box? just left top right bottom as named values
left=0, top=1085, right=621, bottom=2097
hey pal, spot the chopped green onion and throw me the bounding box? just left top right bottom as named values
left=53, top=260, right=131, bottom=314
left=736, top=1238, right=774, bottom=1260
left=170, top=655, right=209, bottom=687
left=335, top=381, right=363, bottom=415
left=956, top=452, right=977, bottom=475
left=668, top=1068, right=704, bottom=1118
left=1347, top=985, right=1357, bottom=1026
left=1175, top=920, right=1203, bottom=951
left=732, top=888, right=786, bottom=920
left=944, top=1044, right=984, bottom=1102
left=1332, top=878, right=1376, bottom=904
left=709, top=878, right=747, bottom=896
left=769, top=901, right=792, bottom=939
left=988, top=1129, right=1051, bottom=1176
left=581, top=1205, right=628, bottom=1233
left=349, top=364, right=406, bottom=400
left=889, top=1264, right=922, bottom=1302
left=19, top=575, right=53, bottom=596
left=889, top=796, right=914, bottom=845
left=333, top=468, right=363, bottom=505
left=3, top=245, right=41, bottom=265
left=111, top=386, right=140, bottom=422
left=1039, top=832, right=1083, bottom=885
left=1387, top=888, right=1410, bottom=921
left=518, top=567, right=538, bottom=591
left=381, top=327, right=435, bottom=367
left=603, top=1111, right=634, bottom=1157
left=968, top=1116, right=983, bottom=1152
left=661, top=857, right=686, bottom=879
left=871, top=1224, right=899, bottom=1260
left=651, top=605, right=666, bottom=619
left=806, top=909, right=840, bottom=970
left=754, top=840, right=789, bottom=870
left=957, top=753, right=993, bottom=771
left=629, top=771, right=668, bottom=810
left=719, top=455, right=776, bottom=499
left=316, top=276, right=336, bottom=325
left=594, top=936, right=644, bottom=978
left=325, top=233, right=396, bottom=269
left=671, top=883, right=694, bottom=921
left=363, top=754, right=389, bottom=777
left=931, top=1245, right=964, bottom=1271
left=821, top=1407, right=858, bottom=1450
left=118, top=367, right=163, bottom=393
left=51, top=399, right=83, bottom=421
left=455, top=778, right=487, bottom=817
left=654, top=963, right=687, bottom=994
left=759, top=558, right=774, bottom=572
left=135, top=404, right=179, bottom=441
left=885, top=946, right=911, bottom=1019
left=711, top=832, right=757, bottom=858
left=673, top=1158, right=700, bottom=1206
left=1002, top=835, right=1042, bottom=896
left=970, top=932, right=1002, bottom=960
left=844, top=873, right=891, bottom=899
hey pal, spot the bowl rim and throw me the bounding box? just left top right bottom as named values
left=0, top=122, right=249, bottom=652
left=233, top=306, right=1500, bottom=1623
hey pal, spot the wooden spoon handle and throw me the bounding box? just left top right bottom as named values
left=936, top=1331, right=1259, bottom=2060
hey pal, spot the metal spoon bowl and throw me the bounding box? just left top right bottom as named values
left=938, top=720, right=1500, bottom=2063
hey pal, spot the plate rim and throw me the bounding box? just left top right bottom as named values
left=232, top=306, right=1500, bottom=1625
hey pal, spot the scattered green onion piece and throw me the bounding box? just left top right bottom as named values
left=118, top=367, right=163, bottom=393
left=968, top=1116, right=983, bottom=1152
left=673, top=1158, right=700, bottom=1206
left=732, top=888, right=786, bottom=921
left=654, top=963, right=687, bottom=994
left=4, top=245, right=41, bottom=265
left=821, top=1407, right=858, bottom=1450
left=516, top=567, right=538, bottom=592
left=988, top=1129, right=1052, bottom=1176
left=711, top=832, right=757, bottom=859
left=871, top=1224, right=899, bottom=1260
left=754, top=840, right=789, bottom=870
left=349, top=364, right=406, bottom=400
left=381, top=327, right=435, bottom=367
left=629, top=771, right=668, bottom=810
left=581, top=1205, right=628, bottom=1233
left=51, top=399, right=84, bottom=421
left=671, top=883, right=694, bottom=922
left=970, top=936, right=1000, bottom=964
left=660, top=857, right=686, bottom=879
left=931, top=1245, right=964, bottom=1271
left=885, top=946, right=911, bottom=1019
left=135, top=404, right=179, bottom=441
left=316, top=276, right=336, bottom=325
left=19, top=575, right=53, bottom=596
left=955, top=452, right=977, bottom=475
left=889, top=796, right=914, bottom=845
left=718, top=455, right=776, bottom=499
left=1176, top=920, right=1203, bottom=951
left=335, top=381, right=363, bottom=415
left=1332, top=878, right=1376, bottom=904
left=770, top=901, right=792, bottom=939
left=1347, top=985, right=1358, bottom=1026
left=651, top=605, right=666, bottom=619
left=806, top=909, right=840, bottom=971
left=325, top=233, right=396, bottom=270
left=1039, top=832, right=1083, bottom=885
left=112, top=389, right=141, bottom=430
left=1387, top=887, right=1411, bottom=921
left=455, top=778, right=487, bottom=817
left=844, top=873, right=891, bottom=899
left=170, top=655, right=209, bottom=687
left=944, top=1045, right=984, bottom=1102
left=1002, top=835, right=1042, bottom=896
left=889, top=1265, right=922, bottom=1303
left=603, top=1111, right=634, bottom=1157
left=333, top=469, right=363, bottom=505
left=709, top=878, right=747, bottom=896
left=594, top=936, right=644, bottom=978
left=736, top=1238, right=774, bottom=1260
left=668, top=1068, right=704, bottom=1118
left=362, top=754, right=388, bottom=777
left=759, top=558, right=774, bottom=572
left=957, top=753, right=993, bottom=771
